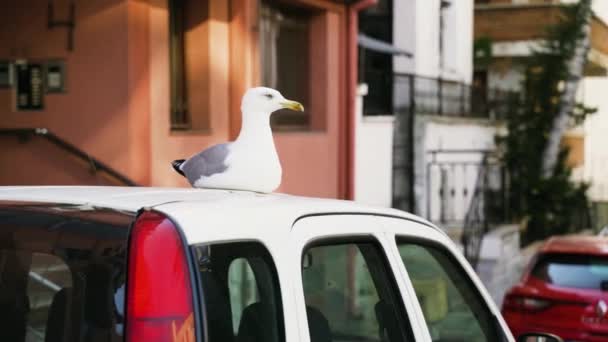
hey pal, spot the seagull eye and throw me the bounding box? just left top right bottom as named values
left=264, top=93, right=274, bottom=100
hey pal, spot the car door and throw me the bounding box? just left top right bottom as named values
left=379, top=217, right=515, bottom=342
left=290, top=214, right=429, bottom=342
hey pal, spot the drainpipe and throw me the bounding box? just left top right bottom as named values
left=345, top=0, right=377, bottom=200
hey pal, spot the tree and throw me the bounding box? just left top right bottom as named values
left=541, top=0, right=593, bottom=178
left=499, top=0, right=596, bottom=244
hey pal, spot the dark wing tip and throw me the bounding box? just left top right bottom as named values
left=171, top=159, right=186, bottom=177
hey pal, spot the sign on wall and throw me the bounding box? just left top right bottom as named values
left=15, top=61, right=44, bottom=111
left=46, top=60, right=66, bottom=93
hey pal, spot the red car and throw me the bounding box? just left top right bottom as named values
left=502, top=235, right=608, bottom=342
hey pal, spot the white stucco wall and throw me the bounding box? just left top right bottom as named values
left=354, top=106, right=500, bottom=218
left=416, top=117, right=499, bottom=221
left=445, top=0, right=474, bottom=83
left=392, top=0, right=473, bottom=82
left=413, top=0, right=440, bottom=78
left=584, top=0, right=608, bottom=202
left=354, top=85, right=394, bottom=207
left=580, top=77, right=608, bottom=201
left=355, top=0, right=478, bottom=211
left=593, top=1, right=608, bottom=23
left=393, top=0, right=416, bottom=74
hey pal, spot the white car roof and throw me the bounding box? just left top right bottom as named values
left=0, top=186, right=438, bottom=241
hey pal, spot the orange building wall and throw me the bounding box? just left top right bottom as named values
left=0, top=0, right=147, bottom=183
left=147, top=0, right=232, bottom=188
left=148, top=0, right=345, bottom=198
left=0, top=138, right=119, bottom=186
left=274, top=10, right=343, bottom=198
left=0, top=0, right=347, bottom=199
left=562, top=134, right=585, bottom=169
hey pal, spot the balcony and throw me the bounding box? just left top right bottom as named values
left=474, top=3, right=608, bottom=75
left=363, top=71, right=517, bottom=120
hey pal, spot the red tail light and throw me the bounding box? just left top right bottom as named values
left=126, top=211, right=196, bottom=342
left=503, top=294, right=552, bottom=312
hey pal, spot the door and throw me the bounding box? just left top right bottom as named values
left=290, top=214, right=429, bottom=342
left=380, top=217, right=514, bottom=342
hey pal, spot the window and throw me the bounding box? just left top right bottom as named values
left=397, top=239, right=505, bottom=342
left=23, top=253, right=72, bottom=339
left=301, top=240, right=414, bottom=342
left=472, top=70, right=489, bottom=115
left=531, top=254, right=608, bottom=290
left=169, top=0, right=211, bottom=131
left=359, top=0, right=393, bottom=115
left=0, top=205, right=130, bottom=342
left=194, top=241, right=284, bottom=342
left=228, top=258, right=259, bottom=333
left=260, top=1, right=312, bottom=130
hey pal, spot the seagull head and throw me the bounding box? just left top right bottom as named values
left=241, top=87, right=304, bottom=115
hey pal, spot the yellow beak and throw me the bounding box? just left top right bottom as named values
left=280, top=100, right=304, bottom=112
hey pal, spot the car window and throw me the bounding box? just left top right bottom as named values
left=301, top=240, right=414, bottom=342
left=396, top=238, right=504, bottom=342
left=531, top=253, right=608, bottom=290
left=0, top=205, right=130, bottom=342
left=24, top=253, right=72, bottom=339
left=193, top=241, right=284, bottom=342
left=228, top=258, right=260, bottom=333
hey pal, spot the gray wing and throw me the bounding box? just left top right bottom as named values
left=182, top=143, right=230, bottom=184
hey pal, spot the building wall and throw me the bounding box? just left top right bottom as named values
left=393, top=0, right=473, bottom=82
left=147, top=0, right=232, bottom=188
left=148, top=0, right=345, bottom=198
left=393, top=0, right=416, bottom=74
left=354, top=85, right=394, bottom=207
left=0, top=0, right=147, bottom=184
left=446, top=0, right=474, bottom=83
left=592, top=0, right=608, bottom=23
left=413, top=0, right=440, bottom=78
left=580, top=0, right=608, bottom=202
left=0, top=0, right=347, bottom=199
left=415, top=117, right=498, bottom=220
left=356, top=0, right=479, bottom=214
left=580, top=77, right=608, bottom=201
left=0, top=137, right=119, bottom=186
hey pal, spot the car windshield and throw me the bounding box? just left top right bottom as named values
left=531, top=253, right=608, bottom=290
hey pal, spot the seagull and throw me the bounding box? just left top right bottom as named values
left=171, top=87, right=304, bottom=193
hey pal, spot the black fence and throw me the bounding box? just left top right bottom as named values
left=364, top=71, right=518, bottom=120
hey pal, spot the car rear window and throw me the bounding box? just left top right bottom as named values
left=531, top=253, right=608, bottom=290
left=0, top=203, right=132, bottom=342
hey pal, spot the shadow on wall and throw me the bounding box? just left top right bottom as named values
left=0, top=136, right=124, bottom=186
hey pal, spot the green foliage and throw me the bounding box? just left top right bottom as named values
left=473, top=37, right=493, bottom=67
left=498, top=1, right=595, bottom=245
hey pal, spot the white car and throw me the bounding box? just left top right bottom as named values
left=0, top=186, right=554, bottom=342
